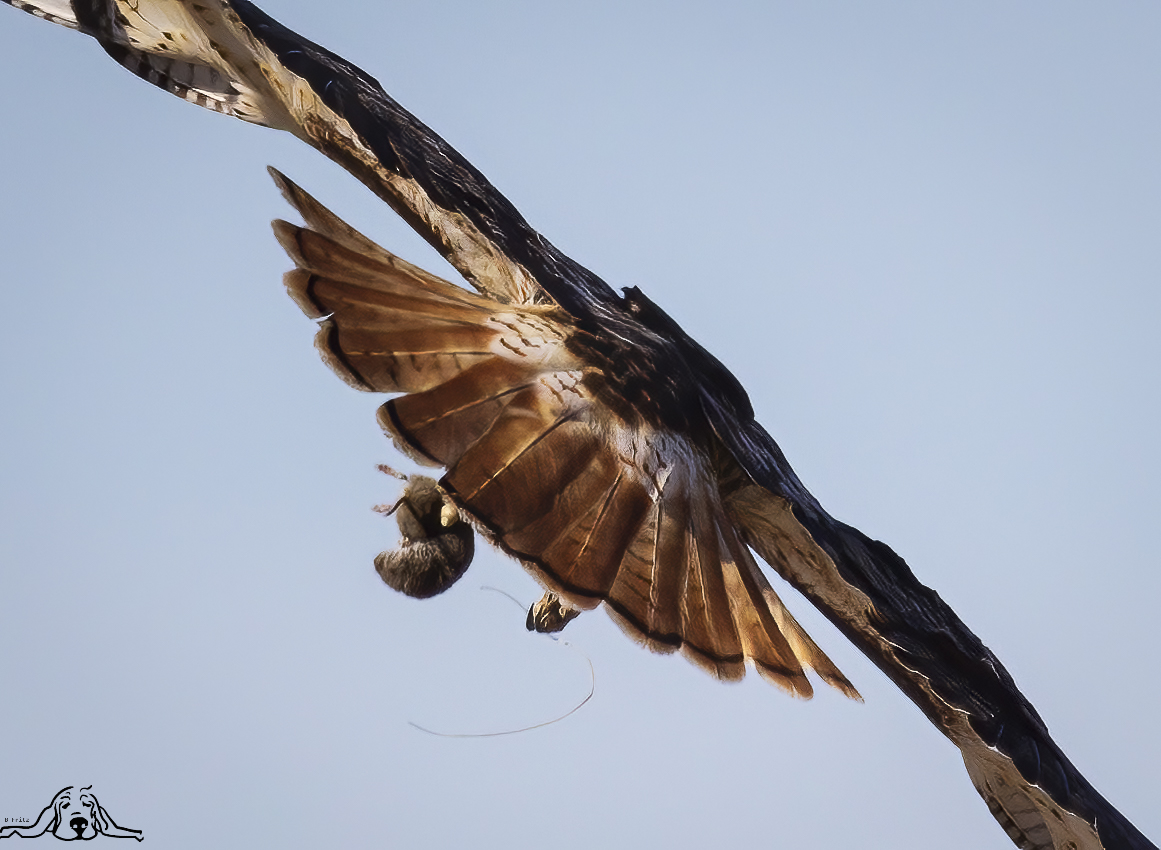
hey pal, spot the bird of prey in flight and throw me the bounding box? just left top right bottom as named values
left=1, top=2, right=1155, bottom=849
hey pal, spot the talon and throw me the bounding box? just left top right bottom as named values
left=440, top=499, right=460, bottom=527
left=527, top=592, right=581, bottom=633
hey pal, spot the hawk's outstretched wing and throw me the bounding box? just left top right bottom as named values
left=3, top=2, right=1155, bottom=849
left=269, top=170, right=856, bottom=698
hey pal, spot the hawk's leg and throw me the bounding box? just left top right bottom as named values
left=526, top=592, right=581, bottom=634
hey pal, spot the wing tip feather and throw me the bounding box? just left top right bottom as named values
left=283, top=268, right=328, bottom=319
left=602, top=603, right=682, bottom=656
left=753, top=662, right=815, bottom=699
left=376, top=401, right=445, bottom=469
left=272, top=218, right=308, bottom=268
left=680, top=643, right=746, bottom=683
left=313, top=319, right=374, bottom=391
left=267, top=165, right=295, bottom=202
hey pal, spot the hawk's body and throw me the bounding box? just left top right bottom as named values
left=1, top=2, right=1154, bottom=849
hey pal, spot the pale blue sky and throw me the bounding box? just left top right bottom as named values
left=1, top=2, right=1159, bottom=847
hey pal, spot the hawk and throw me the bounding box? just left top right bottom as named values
left=2, top=2, right=1155, bottom=849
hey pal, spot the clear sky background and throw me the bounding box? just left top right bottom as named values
left=1, top=2, right=1159, bottom=848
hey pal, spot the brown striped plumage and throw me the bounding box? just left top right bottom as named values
left=271, top=170, right=858, bottom=700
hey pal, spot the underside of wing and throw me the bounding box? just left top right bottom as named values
left=6, top=0, right=77, bottom=28
left=5, top=0, right=619, bottom=310
left=271, top=171, right=857, bottom=700
left=725, top=479, right=1156, bottom=850
left=8, top=2, right=1155, bottom=847
left=11, top=0, right=283, bottom=123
